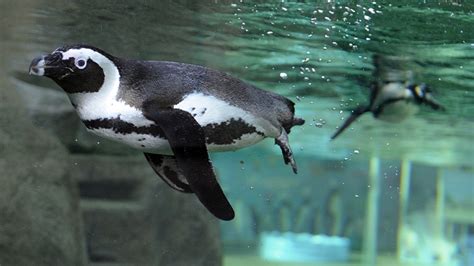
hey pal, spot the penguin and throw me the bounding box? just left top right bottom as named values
left=29, top=44, right=305, bottom=221
left=331, top=56, right=445, bottom=140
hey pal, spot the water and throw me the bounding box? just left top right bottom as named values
left=1, top=1, right=473, bottom=265
left=5, top=0, right=474, bottom=166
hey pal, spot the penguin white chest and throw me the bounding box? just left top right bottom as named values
left=373, top=86, right=418, bottom=122
left=63, top=51, right=176, bottom=152
left=70, top=93, right=172, bottom=152
left=377, top=101, right=419, bottom=122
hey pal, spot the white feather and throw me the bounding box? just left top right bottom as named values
left=63, top=48, right=154, bottom=127
left=88, top=128, right=172, bottom=153
left=174, top=92, right=278, bottom=137
left=373, top=83, right=419, bottom=122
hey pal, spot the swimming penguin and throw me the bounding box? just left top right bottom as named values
left=29, top=44, right=305, bottom=220
left=331, top=56, right=444, bottom=140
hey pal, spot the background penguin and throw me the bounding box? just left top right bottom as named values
left=331, top=55, right=445, bottom=140
left=29, top=44, right=305, bottom=221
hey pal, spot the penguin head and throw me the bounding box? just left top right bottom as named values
left=409, top=83, right=431, bottom=102
left=29, top=44, right=118, bottom=94
left=408, top=83, right=445, bottom=110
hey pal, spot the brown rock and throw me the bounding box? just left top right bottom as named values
left=0, top=82, right=87, bottom=265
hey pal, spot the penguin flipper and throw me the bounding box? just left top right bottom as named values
left=423, top=95, right=446, bottom=111
left=142, top=105, right=235, bottom=221
left=144, top=153, right=193, bottom=193
left=331, top=106, right=370, bottom=140
left=275, top=129, right=298, bottom=174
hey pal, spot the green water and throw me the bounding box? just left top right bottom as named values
left=1, top=1, right=473, bottom=265
left=5, top=0, right=474, bottom=166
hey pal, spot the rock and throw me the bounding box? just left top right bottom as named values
left=13, top=78, right=81, bottom=148
left=0, top=82, right=87, bottom=265
left=154, top=184, right=223, bottom=266
left=69, top=154, right=222, bottom=266
left=221, top=200, right=257, bottom=246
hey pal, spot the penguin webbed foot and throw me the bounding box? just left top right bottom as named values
left=275, top=129, right=298, bottom=174
left=144, top=153, right=193, bottom=193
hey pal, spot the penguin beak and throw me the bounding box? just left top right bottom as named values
left=29, top=52, right=72, bottom=79
left=29, top=55, right=47, bottom=76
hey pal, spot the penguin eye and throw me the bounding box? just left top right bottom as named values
left=74, top=57, right=87, bottom=69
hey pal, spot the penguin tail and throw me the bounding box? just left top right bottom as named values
left=293, top=117, right=305, bottom=126
left=277, top=95, right=305, bottom=133
left=283, top=116, right=305, bottom=133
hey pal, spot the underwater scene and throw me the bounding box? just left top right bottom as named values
left=1, top=0, right=473, bottom=265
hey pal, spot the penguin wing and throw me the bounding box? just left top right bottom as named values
left=423, top=94, right=446, bottom=111
left=368, top=82, right=379, bottom=106
left=331, top=106, right=370, bottom=140
left=144, top=153, right=193, bottom=193
left=142, top=103, right=235, bottom=221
